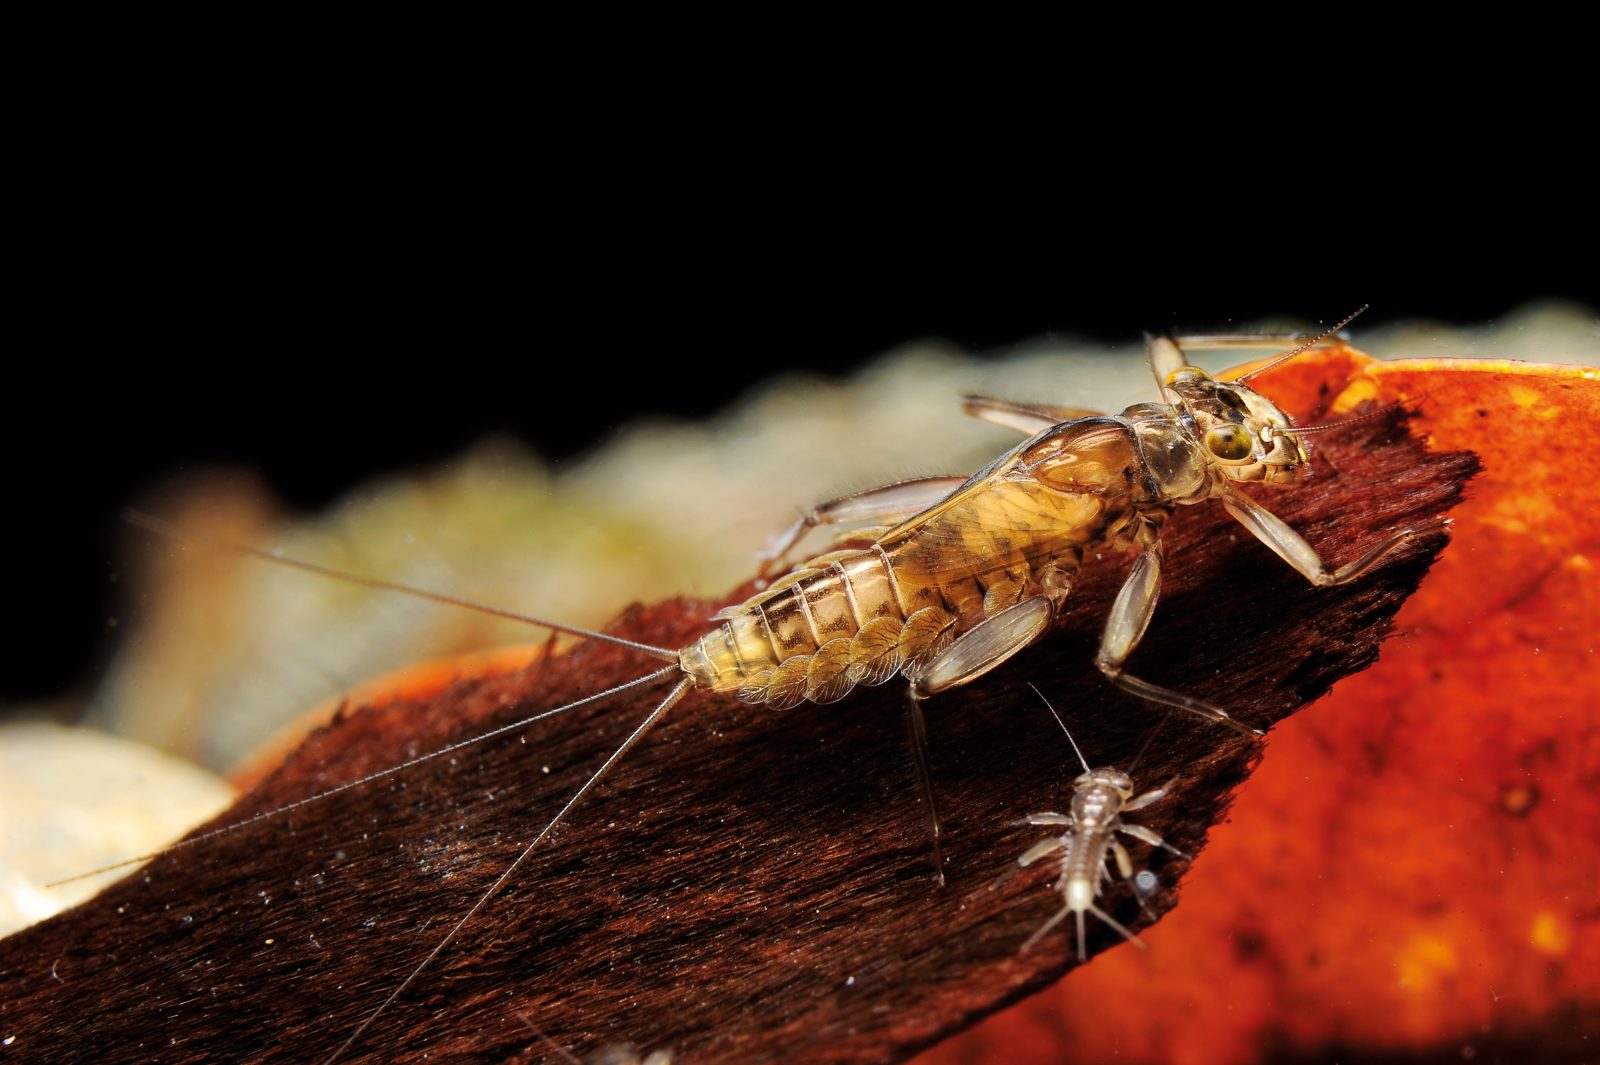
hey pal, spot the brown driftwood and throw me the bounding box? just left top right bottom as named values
left=0, top=410, right=1476, bottom=1065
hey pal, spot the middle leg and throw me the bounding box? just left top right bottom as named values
left=1095, top=543, right=1263, bottom=737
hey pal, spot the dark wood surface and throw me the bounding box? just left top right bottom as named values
left=0, top=410, right=1477, bottom=1064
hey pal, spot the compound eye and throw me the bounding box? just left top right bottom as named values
left=1205, top=424, right=1253, bottom=461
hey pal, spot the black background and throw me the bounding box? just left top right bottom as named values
left=9, top=104, right=1592, bottom=705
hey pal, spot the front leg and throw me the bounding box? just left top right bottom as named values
left=1222, top=489, right=1450, bottom=587
left=1120, top=781, right=1174, bottom=812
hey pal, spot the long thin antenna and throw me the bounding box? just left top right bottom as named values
left=1236, top=305, right=1369, bottom=384
left=1126, top=710, right=1172, bottom=775
left=1288, top=393, right=1439, bottom=436
left=47, top=664, right=680, bottom=887
left=123, top=510, right=681, bottom=663
left=324, top=677, right=693, bottom=1065
left=1027, top=683, right=1088, bottom=774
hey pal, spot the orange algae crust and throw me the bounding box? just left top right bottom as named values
left=922, top=348, right=1600, bottom=1064
left=229, top=643, right=550, bottom=791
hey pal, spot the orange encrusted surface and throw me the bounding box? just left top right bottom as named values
left=229, top=643, right=550, bottom=791
left=921, top=350, right=1600, bottom=1064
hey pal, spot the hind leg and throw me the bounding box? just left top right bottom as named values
left=899, top=596, right=1059, bottom=884
left=758, top=476, right=967, bottom=578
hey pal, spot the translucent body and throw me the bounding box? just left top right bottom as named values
left=680, top=409, right=1210, bottom=709
left=678, top=339, right=1439, bottom=732
left=1017, top=766, right=1178, bottom=961
left=1059, top=770, right=1137, bottom=911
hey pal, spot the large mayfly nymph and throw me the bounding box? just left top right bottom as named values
left=1013, top=689, right=1185, bottom=961
left=49, top=309, right=1448, bottom=1061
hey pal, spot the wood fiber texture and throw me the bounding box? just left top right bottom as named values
left=0, top=401, right=1475, bottom=1064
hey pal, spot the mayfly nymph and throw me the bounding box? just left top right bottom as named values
left=1013, top=690, right=1184, bottom=960
left=66, top=308, right=1449, bottom=1062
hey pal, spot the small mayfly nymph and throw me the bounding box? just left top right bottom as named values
left=1013, top=689, right=1185, bottom=961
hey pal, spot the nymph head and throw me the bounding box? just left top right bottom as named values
left=1073, top=767, right=1135, bottom=797
left=1162, top=367, right=1307, bottom=486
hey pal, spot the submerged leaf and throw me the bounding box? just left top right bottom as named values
left=924, top=351, right=1600, bottom=1064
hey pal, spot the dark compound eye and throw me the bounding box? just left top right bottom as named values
left=1216, top=388, right=1251, bottom=414
left=1205, top=424, right=1253, bottom=460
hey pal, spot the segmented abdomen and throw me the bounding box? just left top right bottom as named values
left=677, top=541, right=1082, bottom=711
left=1060, top=785, right=1123, bottom=899
left=677, top=423, right=1151, bottom=710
